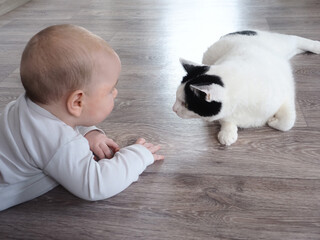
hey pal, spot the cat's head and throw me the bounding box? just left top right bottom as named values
left=172, top=58, right=225, bottom=120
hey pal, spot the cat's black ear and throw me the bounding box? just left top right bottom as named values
left=179, top=58, right=209, bottom=76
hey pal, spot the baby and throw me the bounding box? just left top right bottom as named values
left=0, top=24, right=164, bottom=211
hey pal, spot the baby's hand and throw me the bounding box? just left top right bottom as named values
left=135, top=138, right=164, bottom=161
left=85, top=131, right=120, bottom=160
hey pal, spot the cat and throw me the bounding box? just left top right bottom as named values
left=173, top=30, right=320, bottom=146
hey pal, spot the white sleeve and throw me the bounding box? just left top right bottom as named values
left=75, top=126, right=105, bottom=136
left=43, top=138, right=154, bottom=201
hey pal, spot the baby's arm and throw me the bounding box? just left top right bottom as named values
left=43, top=137, right=164, bottom=201
left=84, top=130, right=164, bottom=161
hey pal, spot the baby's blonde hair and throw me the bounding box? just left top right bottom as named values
left=20, top=24, right=114, bottom=104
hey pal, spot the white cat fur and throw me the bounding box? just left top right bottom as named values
left=173, top=30, right=320, bottom=145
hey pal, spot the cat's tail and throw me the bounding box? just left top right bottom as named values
left=293, top=35, right=320, bottom=56
left=263, top=31, right=320, bottom=59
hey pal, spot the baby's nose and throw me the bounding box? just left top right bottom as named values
left=113, top=88, right=118, bottom=98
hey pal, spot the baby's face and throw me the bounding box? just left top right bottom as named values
left=81, top=51, right=121, bottom=126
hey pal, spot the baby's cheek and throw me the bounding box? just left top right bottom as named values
left=105, top=100, right=114, bottom=115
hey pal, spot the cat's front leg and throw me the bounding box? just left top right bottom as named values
left=218, top=120, right=238, bottom=146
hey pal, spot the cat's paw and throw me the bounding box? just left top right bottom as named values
left=218, top=129, right=238, bottom=146
left=267, top=117, right=279, bottom=129
left=267, top=116, right=294, bottom=131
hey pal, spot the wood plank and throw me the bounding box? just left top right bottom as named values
left=0, top=0, right=320, bottom=239
left=0, top=0, right=30, bottom=16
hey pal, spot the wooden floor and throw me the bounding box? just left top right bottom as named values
left=1, top=0, right=320, bottom=239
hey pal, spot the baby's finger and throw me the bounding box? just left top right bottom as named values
left=143, top=142, right=153, bottom=149
left=105, top=138, right=120, bottom=152
left=100, top=144, right=113, bottom=159
left=148, top=144, right=161, bottom=154
left=136, top=138, right=146, bottom=145
left=93, top=147, right=105, bottom=160
left=153, top=154, right=165, bottom=161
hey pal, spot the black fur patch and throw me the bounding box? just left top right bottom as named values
left=184, top=75, right=223, bottom=117
left=188, top=74, right=224, bottom=87
left=181, top=65, right=209, bottom=83
left=226, top=30, right=257, bottom=36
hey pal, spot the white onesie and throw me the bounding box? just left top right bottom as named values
left=0, top=94, right=153, bottom=211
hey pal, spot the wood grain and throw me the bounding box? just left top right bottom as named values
left=0, top=0, right=30, bottom=16
left=0, top=0, right=320, bottom=239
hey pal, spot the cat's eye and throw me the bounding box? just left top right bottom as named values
left=182, top=101, right=188, bottom=108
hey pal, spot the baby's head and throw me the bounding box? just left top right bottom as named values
left=20, top=24, right=121, bottom=126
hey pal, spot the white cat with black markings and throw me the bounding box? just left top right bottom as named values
left=173, top=30, right=320, bottom=145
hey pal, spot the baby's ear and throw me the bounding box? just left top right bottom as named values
left=190, top=83, right=225, bottom=102
left=67, top=90, right=84, bottom=117
left=179, top=58, right=209, bottom=76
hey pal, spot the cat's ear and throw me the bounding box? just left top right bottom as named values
left=179, top=58, right=209, bottom=76
left=179, top=58, right=201, bottom=72
left=190, top=84, right=225, bottom=102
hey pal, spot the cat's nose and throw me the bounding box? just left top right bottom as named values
left=172, top=104, right=178, bottom=113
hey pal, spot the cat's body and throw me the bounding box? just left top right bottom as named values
left=173, top=30, right=320, bottom=145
